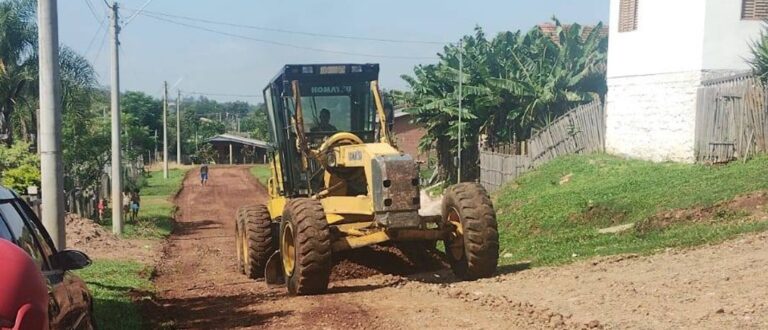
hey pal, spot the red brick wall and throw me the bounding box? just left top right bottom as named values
left=393, top=115, right=426, bottom=161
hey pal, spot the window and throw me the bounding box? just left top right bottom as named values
left=619, top=0, right=638, bottom=32
left=14, top=201, right=55, bottom=262
left=0, top=216, right=12, bottom=241
left=0, top=202, right=47, bottom=268
left=743, top=0, right=768, bottom=20
left=286, top=82, right=376, bottom=141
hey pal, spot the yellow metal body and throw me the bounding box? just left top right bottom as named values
left=265, top=79, right=444, bottom=252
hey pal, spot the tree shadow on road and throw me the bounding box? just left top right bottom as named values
left=141, top=290, right=291, bottom=329
left=172, top=219, right=221, bottom=236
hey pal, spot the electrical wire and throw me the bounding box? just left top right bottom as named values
left=91, top=26, right=109, bottom=65
left=123, top=7, right=447, bottom=45
left=83, top=0, right=102, bottom=23
left=83, top=18, right=107, bottom=58
left=123, top=0, right=155, bottom=27
left=184, top=91, right=263, bottom=99
left=138, top=13, right=436, bottom=60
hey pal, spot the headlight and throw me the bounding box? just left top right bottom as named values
left=326, top=153, right=337, bottom=167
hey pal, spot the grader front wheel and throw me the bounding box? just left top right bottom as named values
left=442, top=182, right=499, bottom=280
left=280, top=198, right=332, bottom=295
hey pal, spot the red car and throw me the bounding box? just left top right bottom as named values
left=0, top=186, right=95, bottom=329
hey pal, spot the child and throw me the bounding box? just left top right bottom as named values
left=130, top=190, right=141, bottom=222
left=97, top=198, right=105, bottom=223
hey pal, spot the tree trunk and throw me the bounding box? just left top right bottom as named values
left=434, top=135, right=481, bottom=184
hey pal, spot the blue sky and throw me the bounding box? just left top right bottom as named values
left=59, top=0, right=609, bottom=103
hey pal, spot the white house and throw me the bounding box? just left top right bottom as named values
left=605, top=0, right=765, bottom=162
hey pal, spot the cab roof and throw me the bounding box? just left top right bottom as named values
left=267, top=63, right=380, bottom=92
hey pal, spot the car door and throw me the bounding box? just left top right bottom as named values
left=18, top=201, right=94, bottom=330
left=0, top=200, right=89, bottom=329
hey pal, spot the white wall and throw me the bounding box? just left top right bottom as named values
left=606, top=72, right=701, bottom=162
left=607, top=0, right=707, bottom=78
left=702, top=0, right=764, bottom=71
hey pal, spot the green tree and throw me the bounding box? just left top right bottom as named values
left=0, top=0, right=36, bottom=145
left=400, top=20, right=607, bottom=182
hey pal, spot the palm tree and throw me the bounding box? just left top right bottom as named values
left=0, top=0, right=36, bottom=145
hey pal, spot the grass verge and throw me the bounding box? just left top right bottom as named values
left=250, top=164, right=272, bottom=183
left=75, top=260, right=153, bottom=330
left=495, top=154, right=768, bottom=266
left=101, top=169, right=185, bottom=239
left=82, top=168, right=186, bottom=328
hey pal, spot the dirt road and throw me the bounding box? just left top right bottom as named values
left=147, top=167, right=768, bottom=329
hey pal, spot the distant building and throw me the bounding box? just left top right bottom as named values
left=605, top=0, right=763, bottom=162
left=392, top=110, right=427, bottom=161
left=206, top=134, right=270, bottom=164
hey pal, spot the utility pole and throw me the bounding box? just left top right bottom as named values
left=154, top=129, right=158, bottom=163
left=108, top=1, right=123, bottom=234
left=176, top=90, right=181, bottom=165
left=163, top=81, right=169, bottom=179
left=38, top=0, right=65, bottom=249
left=457, top=39, right=463, bottom=183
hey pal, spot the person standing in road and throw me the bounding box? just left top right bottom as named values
left=200, top=163, right=209, bottom=186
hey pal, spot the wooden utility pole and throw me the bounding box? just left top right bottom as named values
left=176, top=90, right=181, bottom=165
left=163, top=81, right=169, bottom=179
left=38, top=0, right=65, bottom=248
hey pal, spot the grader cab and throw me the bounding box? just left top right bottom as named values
left=235, top=63, right=499, bottom=295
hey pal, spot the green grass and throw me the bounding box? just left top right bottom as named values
left=80, top=168, right=186, bottom=328
left=141, top=169, right=187, bottom=196
left=495, top=154, right=768, bottom=266
left=75, top=260, right=153, bottom=330
left=250, top=164, right=272, bottom=183
left=101, top=169, right=184, bottom=239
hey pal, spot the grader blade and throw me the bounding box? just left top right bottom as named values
left=264, top=250, right=284, bottom=286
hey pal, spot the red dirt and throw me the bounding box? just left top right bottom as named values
left=65, top=213, right=159, bottom=264
left=142, top=167, right=768, bottom=329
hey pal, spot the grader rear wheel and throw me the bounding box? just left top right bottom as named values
left=442, top=182, right=499, bottom=280
left=280, top=198, right=332, bottom=295
left=237, top=205, right=275, bottom=279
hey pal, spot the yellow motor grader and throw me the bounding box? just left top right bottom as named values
left=235, top=63, right=499, bottom=295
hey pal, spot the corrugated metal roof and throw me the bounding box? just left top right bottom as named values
left=394, top=110, right=410, bottom=118
left=207, top=134, right=271, bottom=149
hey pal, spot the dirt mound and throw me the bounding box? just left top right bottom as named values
left=66, top=213, right=124, bottom=250
left=65, top=213, right=158, bottom=264
left=330, top=243, right=448, bottom=281
left=637, top=191, right=768, bottom=233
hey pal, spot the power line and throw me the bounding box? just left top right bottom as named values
left=91, top=26, right=109, bottom=65
left=123, top=0, right=155, bottom=27
left=123, top=7, right=447, bottom=45
left=83, top=0, right=102, bottom=23
left=84, top=18, right=107, bottom=57
left=184, top=91, right=263, bottom=99
left=138, top=13, right=435, bottom=60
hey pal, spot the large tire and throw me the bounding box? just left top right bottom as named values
left=239, top=205, right=275, bottom=279
left=442, top=183, right=499, bottom=280
left=280, top=198, right=332, bottom=295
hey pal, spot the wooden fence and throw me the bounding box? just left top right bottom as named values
left=479, top=100, right=605, bottom=192
left=695, top=74, right=768, bottom=163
